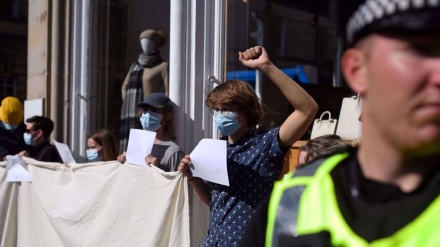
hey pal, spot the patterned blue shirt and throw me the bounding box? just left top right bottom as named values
left=201, top=127, right=287, bottom=246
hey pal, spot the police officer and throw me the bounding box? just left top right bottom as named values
left=241, top=1, right=440, bottom=246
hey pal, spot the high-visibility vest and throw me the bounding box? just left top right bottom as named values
left=266, top=152, right=440, bottom=247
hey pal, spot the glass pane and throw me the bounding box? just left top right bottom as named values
left=226, top=0, right=343, bottom=85
left=93, top=0, right=171, bottom=152
left=225, top=0, right=352, bottom=136
left=0, top=0, right=28, bottom=102
left=226, top=0, right=250, bottom=84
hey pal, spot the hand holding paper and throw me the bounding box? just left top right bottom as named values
left=189, top=139, right=229, bottom=186
left=6, top=155, right=31, bottom=182
left=126, top=129, right=157, bottom=167
left=53, top=140, right=76, bottom=164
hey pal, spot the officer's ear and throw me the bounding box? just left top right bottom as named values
left=341, top=47, right=368, bottom=95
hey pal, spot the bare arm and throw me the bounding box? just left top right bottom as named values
left=178, top=155, right=211, bottom=205
left=239, top=46, right=318, bottom=149
left=189, top=178, right=211, bottom=205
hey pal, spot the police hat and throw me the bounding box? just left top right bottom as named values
left=331, top=0, right=440, bottom=45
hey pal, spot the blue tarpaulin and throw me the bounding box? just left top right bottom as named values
left=226, top=65, right=310, bottom=87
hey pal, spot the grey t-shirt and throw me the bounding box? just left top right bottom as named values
left=151, top=140, right=185, bottom=172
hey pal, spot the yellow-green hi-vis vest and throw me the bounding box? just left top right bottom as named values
left=266, top=152, right=440, bottom=247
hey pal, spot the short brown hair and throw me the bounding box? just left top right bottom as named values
left=87, top=129, right=119, bottom=161
left=26, top=116, right=54, bottom=139
left=300, top=134, right=348, bottom=164
left=205, top=80, right=265, bottom=128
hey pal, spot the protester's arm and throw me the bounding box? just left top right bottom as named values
left=189, top=178, right=212, bottom=205
left=239, top=46, right=318, bottom=149
left=178, top=155, right=211, bottom=205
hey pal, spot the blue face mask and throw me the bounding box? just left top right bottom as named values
left=1, top=122, right=18, bottom=131
left=140, top=110, right=162, bottom=132
left=23, top=132, right=37, bottom=146
left=86, top=149, right=102, bottom=162
left=213, top=111, right=242, bottom=136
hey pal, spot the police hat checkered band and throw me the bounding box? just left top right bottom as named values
left=346, top=0, right=440, bottom=44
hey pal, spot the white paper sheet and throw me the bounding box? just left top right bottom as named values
left=24, top=98, right=44, bottom=124
left=126, top=129, right=157, bottom=167
left=53, top=140, right=77, bottom=164
left=189, top=139, right=229, bottom=186
left=6, top=155, right=31, bottom=182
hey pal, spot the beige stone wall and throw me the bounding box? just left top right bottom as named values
left=27, top=0, right=49, bottom=103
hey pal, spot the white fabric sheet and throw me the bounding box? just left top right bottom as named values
left=0, top=158, right=190, bottom=247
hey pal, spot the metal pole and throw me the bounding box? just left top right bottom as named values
left=69, top=0, right=90, bottom=161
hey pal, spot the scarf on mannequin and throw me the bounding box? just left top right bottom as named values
left=120, top=49, right=164, bottom=152
left=119, top=63, right=144, bottom=152
left=138, top=49, right=163, bottom=68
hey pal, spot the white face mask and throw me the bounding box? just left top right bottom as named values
left=213, top=111, right=242, bottom=136
left=1, top=122, right=18, bottom=131
left=139, top=110, right=162, bottom=132
left=86, top=148, right=102, bottom=162
left=23, top=132, right=37, bottom=146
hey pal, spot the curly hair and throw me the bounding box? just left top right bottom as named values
left=205, top=80, right=265, bottom=128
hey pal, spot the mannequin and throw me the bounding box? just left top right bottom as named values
left=140, top=38, right=155, bottom=56
left=120, top=29, right=169, bottom=152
